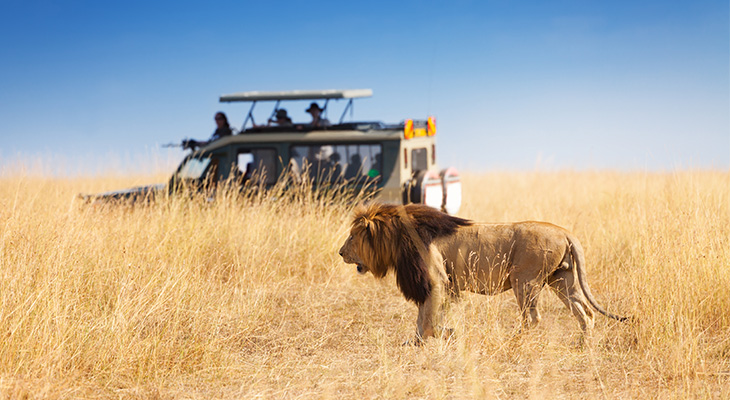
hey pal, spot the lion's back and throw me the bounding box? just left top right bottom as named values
left=511, top=221, right=573, bottom=247
left=434, top=223, right=517, bottom=263
left=435, top=221, right=572, bottom=266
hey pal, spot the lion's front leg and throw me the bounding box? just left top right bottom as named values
left=412, top=245, right=448, bottom=344
left=401, top=299, right=436, bottom=346
left=416, top=294, right=438, bottom=339
left=404, top=289, right=444, bottom=346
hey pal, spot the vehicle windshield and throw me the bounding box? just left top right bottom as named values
left=176, top=156, right=211, bottom=180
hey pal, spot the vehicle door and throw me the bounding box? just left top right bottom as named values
left=233, top=147, right=279, bottom=186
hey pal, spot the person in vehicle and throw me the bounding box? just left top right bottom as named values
left=182, top=112, right=233, bottom=150
left=344, top=154, right=363, bottom=180
left=367, top=153, right=382, bottom=178
left=328, top=152, right=344, bottom=182
left=268, top=109, right=293, bottom=126
left=305, top=102, right=330, bottom=127
left=212, top=112, right=233, bottom=139
left=243, top=162, right=255, bottom=182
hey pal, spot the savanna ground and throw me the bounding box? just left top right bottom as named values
left=0, top=168, right=728, bottom=399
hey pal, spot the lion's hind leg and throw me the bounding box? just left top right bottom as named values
left=510, top=276, right=545, bottom=331
left=547, top=269, right=595, bottom=334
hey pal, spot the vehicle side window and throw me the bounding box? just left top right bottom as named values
left=236, top=148, right=278, bottom=184
left=411, top=147, right=428, bottom=171
left=290, top=143, right=382, bottom=183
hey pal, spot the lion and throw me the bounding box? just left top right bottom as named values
left=338, top=203, right=628, bottom=342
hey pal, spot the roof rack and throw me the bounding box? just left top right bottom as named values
left=220, top=89, right=373, bottom=129
left=219, top=89, right=372, bottom=102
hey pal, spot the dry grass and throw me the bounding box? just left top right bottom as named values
left=1, top=169, right=728, bottom=398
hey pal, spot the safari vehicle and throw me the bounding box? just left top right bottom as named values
left=83, top=89, right=462, bottom=214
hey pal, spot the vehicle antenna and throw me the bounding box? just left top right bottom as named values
left=427, top=46, right=435, bottom=116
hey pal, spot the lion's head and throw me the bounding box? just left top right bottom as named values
left=338, top=231, right=370, bottom=275
left=339, top=203, right=472, bottom=304
left=338, top=205, right=400, bottom=279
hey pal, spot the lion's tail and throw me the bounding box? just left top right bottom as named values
left=568, top=236, right=630, bottom=322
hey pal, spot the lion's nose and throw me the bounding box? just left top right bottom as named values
left=338, top=248, right=344, bottom=257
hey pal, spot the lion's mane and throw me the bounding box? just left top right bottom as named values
left=350, top=203, right=472, bottom=304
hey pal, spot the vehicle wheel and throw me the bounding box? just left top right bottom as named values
left=403, top=170, right=443, bottom=210
left=439, top=167, right=462, bottom=215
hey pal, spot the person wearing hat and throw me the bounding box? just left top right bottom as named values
left=269, top=108, right=293, bottom=127
left=306, top=102, right=330, bottom=127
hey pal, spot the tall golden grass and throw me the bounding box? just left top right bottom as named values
left=0, top=169, right=728, bottom=398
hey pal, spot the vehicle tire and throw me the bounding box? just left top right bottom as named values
left=439, top=167, right=462, bottom=215
left=403, top=170, right=443, bottom=210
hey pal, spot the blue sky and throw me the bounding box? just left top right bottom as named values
left=1, top=0, right=728, bottom=174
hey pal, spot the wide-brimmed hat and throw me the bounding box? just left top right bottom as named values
left=275, top=109, right=289, bottom=118
left=305, top=102, right=323, bottom=113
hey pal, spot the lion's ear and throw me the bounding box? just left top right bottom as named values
left=364, top=219, right=374, bottom=233
left=363, top=218, right=377, bottom=237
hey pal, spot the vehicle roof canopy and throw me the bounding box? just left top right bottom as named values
left=219, top=89, right=372, bottom=102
